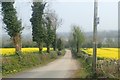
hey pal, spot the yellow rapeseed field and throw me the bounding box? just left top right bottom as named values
left=81, top=48, right=119, bottom=60
left=0, top=48, right=53, bottom=56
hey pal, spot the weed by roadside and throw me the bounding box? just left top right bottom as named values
left=1, top=50, right=65, bottom=77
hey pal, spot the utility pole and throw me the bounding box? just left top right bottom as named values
left=93, top=0, right=99, bottom=77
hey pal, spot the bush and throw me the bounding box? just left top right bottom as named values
left=50, top=51, right=58, bottom=59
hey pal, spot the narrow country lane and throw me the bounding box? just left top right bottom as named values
left=7, top=50, right=79, bottom=78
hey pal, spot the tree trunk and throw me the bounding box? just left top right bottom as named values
left=47, top=45, right=50, bottom=53
left=53, top=46, right=56, bottom=51
left=38, top=43, right=43, bottom=53
left=13, top=33, right=21, bottom=56
left=53, top=30, right=57, bottom=51
left=76, top=42, right=79, bottom=53
left=53, top=39, right=57, bottom=51
left=39, top=46, right=42, bottom=53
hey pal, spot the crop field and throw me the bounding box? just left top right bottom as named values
left=0, top=48, right=53, bottom=56
left=81, top=48, right=119, bottom=60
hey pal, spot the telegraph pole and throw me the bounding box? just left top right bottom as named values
left=93, top=0, right=99, bottom=77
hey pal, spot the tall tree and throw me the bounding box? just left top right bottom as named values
left=30, top=2, right=46, bottom=53
left=44, top=16, right=55, bottom=53
left=49, top=12, right=62, bottom=51
left=44, top=10, right=62, bottom=51
left=2, top=2, right=23, bottom=55
left=72, top=25, right=85, bottom=53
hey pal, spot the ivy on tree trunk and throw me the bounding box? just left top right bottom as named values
left=30, top=2, right=46, bottom=53
left=13, top=33, right=21, bottom=55
left=2, top=2, right=23, bottom=55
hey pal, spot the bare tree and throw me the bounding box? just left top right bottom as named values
left=44, top=9, right=62, bottom=51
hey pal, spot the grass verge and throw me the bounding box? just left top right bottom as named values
left=72, top=48, right=119, bottom=79
left=1, top=50, right=65, bottom=77
left=73, top=58, right=91, bottom=78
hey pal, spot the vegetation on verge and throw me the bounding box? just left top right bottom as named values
left=81, top=49, right=119, bottom=79
left=71, top=49, right=92, bottom=78
left=2, top=50, right=65, bottom=77
left=71, top=47, right=119, bottom=79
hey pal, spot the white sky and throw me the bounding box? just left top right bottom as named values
left=1, top=0, right=119, bottom=34
left=50, top=1, right=118, bottom=32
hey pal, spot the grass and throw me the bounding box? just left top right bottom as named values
left=1, top=50, right=65, bottom=77
left=73, top=58, right=91, bottom=78
left=71, top=49, right=92, bottom=78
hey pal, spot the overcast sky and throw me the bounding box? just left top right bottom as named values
left=1, top=0, right=119, bottom=35
left=52, top=1, right=118, bottom=33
